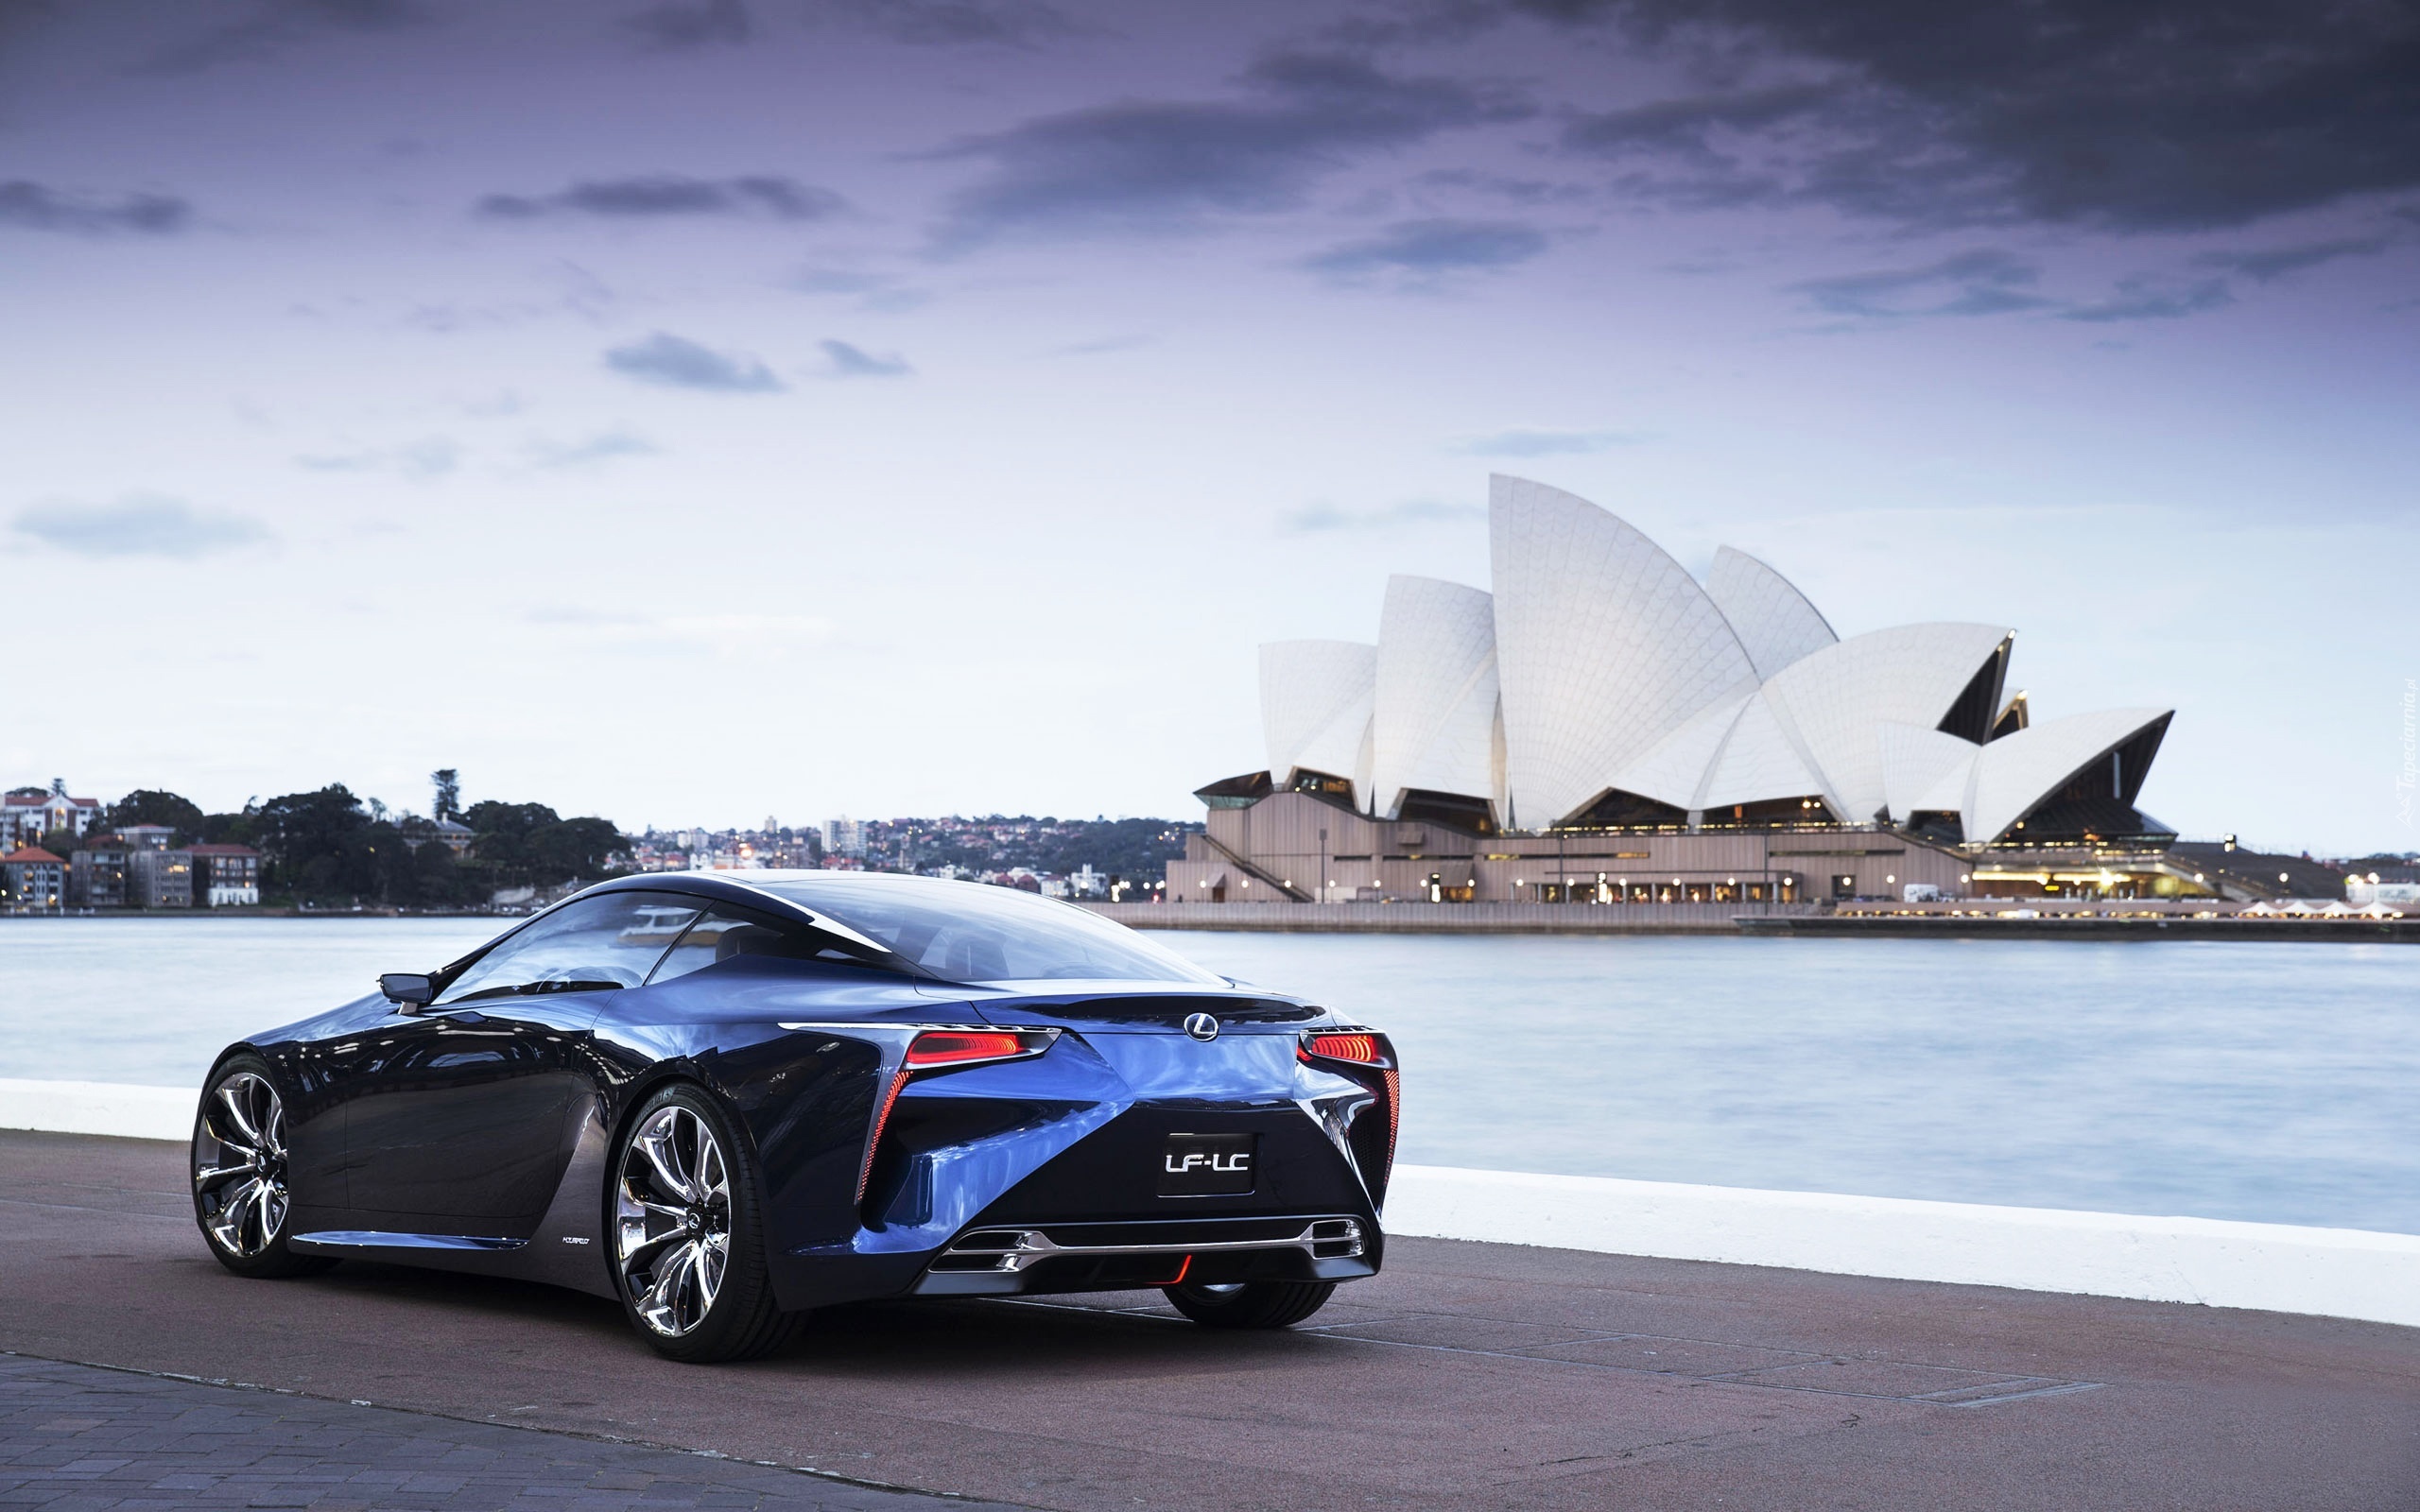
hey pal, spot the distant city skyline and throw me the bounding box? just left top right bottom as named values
left=3, top=0, right=2412, bottom=851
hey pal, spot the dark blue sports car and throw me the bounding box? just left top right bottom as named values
left=189, top=872, right=1397, bottom=1361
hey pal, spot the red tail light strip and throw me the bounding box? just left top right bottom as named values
left=857, top=1071, right=910, bottom=1201
left=856, top=1027, right=1057, bottom=1202
left=905, top=1030, right=1030, bottom=1068
left=1381, top=1066, right=1400, bottom=1174
left=1302, top=1032, right=1382, bottom=1064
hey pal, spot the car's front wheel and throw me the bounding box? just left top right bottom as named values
left=612, top=1083, right=803, bottom=1363
left=1162, top=1279, right=1336, bottom=1329
left=191, top=1057, right=332, bottom=1280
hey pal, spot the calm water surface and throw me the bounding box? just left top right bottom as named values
left=2, top=918, right=2413, bottom=1233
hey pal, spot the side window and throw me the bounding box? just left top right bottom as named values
left=646, top=906, right=895, bottom=986
left=436, top=893, right=700, bottom=1005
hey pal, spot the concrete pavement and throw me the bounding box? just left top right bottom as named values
left=4, top=1129, right=2414, bottom=1510
left=0, top=1353, right=1022, bottom=1510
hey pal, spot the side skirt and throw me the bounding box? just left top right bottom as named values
left=289, top=1096, right=618, bottom=1300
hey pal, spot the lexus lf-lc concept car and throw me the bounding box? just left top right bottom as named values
left=189, top=872, right=1398, bottom=1361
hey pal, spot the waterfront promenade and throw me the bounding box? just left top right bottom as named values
left=1084, top=898, right=2420, bottom=938
left=4, top=1129, right=2413, bottom=1510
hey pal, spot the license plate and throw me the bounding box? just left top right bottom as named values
left=1159, top=1132, right=1257, bottom=1195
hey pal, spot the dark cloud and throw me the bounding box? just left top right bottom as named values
left=1410, top=168, right=1593, bottom=205
left=929, top=50, right=1531, bottom=246
left=806, top=0, right=1073, bottom=46
left=2059, top=277, right=2234, bottom=323
left=1282, top=498, right=1485, bottom=532
left=625, top=0, right=749, bottom=48
left=10, top=495, right=268, bottom=558
left=1788, top=249, right=2052, bottom=319
left=820, top=339, right=911, bottom=377
left=1456, top=427, right=1650, bottom=456
left=0, top=180, right=191, bottom=235
left=604, top=333, right=785, bottom=391
left=1789, top=250, right=2244, bottom=323
left=2198, top=236, right=2396, bottom=283
left=1531, top=0, right=2420, bottom=232
left=477, top=175, right=842, bottom=222
left=1304, top=217, right=1549, bottom=278
left=139, top=0, right=427, bottom=76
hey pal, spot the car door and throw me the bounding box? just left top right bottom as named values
left=337, top=890, right=701, bottom=1236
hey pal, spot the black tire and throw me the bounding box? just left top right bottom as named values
left=610, top=1082, right=804, bottom=1364
left=191, top=1055, right=334, bottom=1280
left=1162, top=1279, right=1337, bottom=1329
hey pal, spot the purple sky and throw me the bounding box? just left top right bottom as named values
left=3, top=0, right=2414, bottom=850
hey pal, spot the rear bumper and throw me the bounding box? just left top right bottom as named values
left=913, top=1213, right=1380, bottom=1296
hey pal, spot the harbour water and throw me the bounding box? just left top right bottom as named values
left=3, top=918, right=2412, bottom=1234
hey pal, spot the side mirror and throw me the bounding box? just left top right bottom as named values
left=379, top=972, right=435, bottom=1007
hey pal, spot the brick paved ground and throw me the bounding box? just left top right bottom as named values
left=0, top=1354, right=1022, bottom=1512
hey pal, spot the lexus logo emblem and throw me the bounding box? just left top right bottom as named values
left=1183, top=1012, right=1220, bottom=1041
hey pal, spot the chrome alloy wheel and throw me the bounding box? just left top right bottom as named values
left=194, top=1072, right=291, bottom=1259
left=615, top=1105, right=732, bottom=1338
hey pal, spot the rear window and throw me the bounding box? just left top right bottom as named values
left=749, top=875, right=1220, bottom=985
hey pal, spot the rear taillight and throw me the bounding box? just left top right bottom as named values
left=1301, top=1031, right=1385, bottom=1065
left=860, top=1027, right=1057, bottom=1201
left=906, top=1029, right=1043, bottom=1068
left=1299, top=1027, right=1399, bottom=1194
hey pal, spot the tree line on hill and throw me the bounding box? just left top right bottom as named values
left=60, top=785, right=622, bottom=908
left=907, top=816, right=1199, bottom=883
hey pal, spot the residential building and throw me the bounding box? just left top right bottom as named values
left=68, top=844, right=129, bottom=908
left=2, top=780, right=101, bottom=850
left=127, top=847, right=194, bottom=907
left=189, top=844, right=263, bottom=906
left=2, top=847, right=65, bottom=910
left=118, top=824, right=177, bottom=851
left=432, top=818, right=475, bottom=855
left=822, top=816, right=867, bottom=858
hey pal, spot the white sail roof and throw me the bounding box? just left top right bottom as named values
left=1706, top=545, right=1838, bottom=680
left=1251, top=476, right=2172, bottom=845
left=1370, top=576, right=1502, bottom=818
left=1489, top=474, right=1759, bottom=826
left=1963, top=708, right=2173, bottom=845
left=1759, top=623, right=2013, bottom=825
left=1258, top=640, right=1374, bottom=798
left=1878, top=722, right=1983, bottom=823
left=1698, top=691, right=1828, bottom=810
left=1612, top=690, right=1754, bottom=810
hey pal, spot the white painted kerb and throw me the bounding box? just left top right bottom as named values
left=1, top=1079, right=195, bottom=1143
left=1387, top=1164, right=2420, bottom=1330
left=5, top=1082, right=2411, bottom=1330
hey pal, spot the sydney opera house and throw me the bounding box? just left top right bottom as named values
left=1167, top=476, right=2191, bottom=907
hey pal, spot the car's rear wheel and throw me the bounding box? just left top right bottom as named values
left=1162, top=1279, right=1336, bottom=1329
left=191, top=1057, right=332, bottom=1279
left=612, top=1083, right=803, bottom=1363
